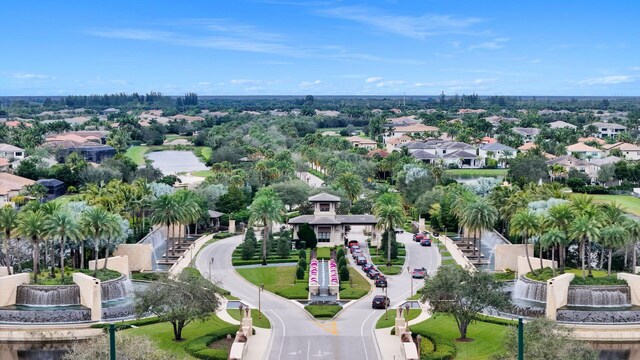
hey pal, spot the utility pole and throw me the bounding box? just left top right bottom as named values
left=384, top=287, right=389, bottom=320
left=258, top=284, right=264, bottom=319
left=518, top=318, right=524, bottom=360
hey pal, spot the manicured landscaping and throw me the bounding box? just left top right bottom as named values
left=231, top=242, right=299, bottom=266
left=236, top=266, right=309, bottom=299
left=125, top=145, right=149, bottom=165
left=411, top=313, right=509, bottom=360
left=192, top=170, right=215, bottom=177
left=445, top=168, right=508, bottom=177
left=126, top=314, right=238, bottom=360
left=339, top=266, right=371, bottom=299
left=375, top=308, right=421, bottom=329
left=525, top=267, right=626, bottom=285
left=377, top=265, right=403, bottom=275
left=304, top=305, right=342, bottom=319
left=227, top=308, right=270, bottom=329
left=315, top=247, right=332, bottom=260
left=34, top=268, right=121, bottom=285
left=492, top=270, right=516, bottom=282
left=579, top=194, right=640, bottom=216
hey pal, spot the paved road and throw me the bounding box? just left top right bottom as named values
left=296, top=171, right=324, bottom=188
left=196, top=227, right=440, bottom=360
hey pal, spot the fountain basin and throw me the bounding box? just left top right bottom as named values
left=0, top=305, right=91, bottom=324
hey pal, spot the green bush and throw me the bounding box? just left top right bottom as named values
left=130, top=272, right=161, bottom=281
left=296, top=266, right=305, bottom=280
left=304, top=305, right=341, bottom=319
left=275, top=286, right=309, bottom=299
left=416, top=332, right=457, bottom=360
left=298, top=258, right=307, bottom=271
left=419, top=336, right=435, bottom=355
left=338, top=257, right=347, bottom=269
left=339, top=265, right=350, bottom=281
left=299, top=249, right=306, bottom=260
left=336, top=248, right=345, bottom=260
left=232, top=258, right=297, bottom=266
left=184, top=330, right=237, bottom=360
left=213, top=231, right=233, bottom=239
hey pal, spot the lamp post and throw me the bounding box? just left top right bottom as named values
left=109, top=323, right=116, bottom=360
left=518, top=317, right=524, bottom=360
left=258, top=284, right=264, bottom=319
left=407, top=266, right=412, bottom=295
left=384, top=286, right=389, bottom=320
left=209, top=257, right=214, bottom=282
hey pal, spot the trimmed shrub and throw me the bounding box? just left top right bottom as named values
left=299, top=249, right=306, bottom=260
left=296, top=266, right=305, bottom=280
left=336, top=248, right=345, bottom=260
left=339, top=266, right=349, bottom=281
left=416, top=332, right=457, bottom=360
left=338, top=257, right=347, bottom=269
left=298, top=258, right=307, bottom=271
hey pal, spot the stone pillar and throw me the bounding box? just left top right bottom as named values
left=418, top=218, right=425, bottom=233
left=395, top=307, right=407, bottom=336
left=73, top=273, right=102, bottom=322
left=241, top=306, right=253, bottom=336
left=229, top=220, right=236, bottom=234
left=618, top=273, right=640, bottom=306
left=0, top=273, right=30, bottom=306
left=546, top=273, right=574, bottom=320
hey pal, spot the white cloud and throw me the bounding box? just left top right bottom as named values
left=530, top=58, right=542, bottom=64
left=197, top=81, right=211, bottom=86
left=574, top=75, right=635, bottom=86
left=229, top=79, right=262, bottom=85
left=366, top=77, right=383, bottom=83
left=629, top=66, right=640, bottom=71
left=469, top=38, right=508, bottom=50
left=414, top=78, right=497, bottom=88
left=319, top=6, right=482, bottom=39
left=299, top=80, right=324, bottom=88
left=12, top=73, right=54, bottom=80
left=375, top=80, right=405, bottom=88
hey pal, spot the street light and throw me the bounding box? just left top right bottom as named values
left=209, top=257, right=214, bottom=282
left=407, top=266, right=412, bottom=296
left=258, top=284, right=264, bottom=319
left=384, top=286, right=389, bottom=320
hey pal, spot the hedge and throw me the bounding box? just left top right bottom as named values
left=184, top=327, right=239, bottom=360
left=416, top=332, right=457, bottom=360
left=232, top=258, right=298, bottom=266
left=91, top=316, right=162, bottom=330
left=304, top=305, right=342, bottom=319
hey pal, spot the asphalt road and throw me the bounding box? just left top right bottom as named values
left=195, top=227, right=440, bottom=360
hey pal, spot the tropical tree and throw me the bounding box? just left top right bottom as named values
left=509, top=209, right=539, bottom=275
left=173, top=190, right=202, bottom=247
left=373, top=193, right=405, bottom=266
left=462, top=198, right=498, bottom=260
left=0, top=207, right=18, bottom=274
left=151, top=195, right=182, bottom=259
left=335, top=172, right=363, bottom=207
left=81, top=206, right=111, bottom=277
left=539, top=228, right=566, bottom=275
left=45, top=209, right=83, bottom=283
left=569, top=215, right=601, bottom=279
left=600, top=225, right=628, bottom=275
left=102, top=213, right=125, bottom=270
left=545, top=203, right=573, bottom=272
left=626, top=219, right=640, bottom=272
left=40, top=201, right=62, bottom=277
left=16, top=210, right=45, bottom=282
left=248, top=189, right=284, bottom=265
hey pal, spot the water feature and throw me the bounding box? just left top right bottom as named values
left=512, top=277, right=547, bottom=303
left=146, top=150, right=208, bottom=175
left=16, top=285, right=80, bottom=306
left=567, top=286, right=630, bottom=307
left=101, top=276, right=133, bottom=301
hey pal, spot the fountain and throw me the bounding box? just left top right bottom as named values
left=101, top=276, right=135, bottom=320
left=567, top=286, right=630, bottom=307
left=16, top=285, right=81, bottom=306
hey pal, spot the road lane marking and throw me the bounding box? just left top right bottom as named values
left=315, top=320, right=338, bottom=335
left=307, top=340, right=311, bottom=360
left=270, top=309, right=286, bottom=360
left=361, top=308, right=379, bottom=360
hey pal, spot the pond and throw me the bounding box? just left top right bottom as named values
left=145, top=150, right=209, bottom=175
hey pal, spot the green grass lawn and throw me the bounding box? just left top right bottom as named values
left=525, top=267, right=626, bottom=285
left=411, top=314, right=508, bottom=360
left=165, top=134, right=192, bottom=141
left=191, top=170, right=215, bottom=177
left=34, top=268, right=121, bottom=285
left=377, top=265, right=403, bottom=275
left=236, top=266, right=309, bottom=299
left=580, top=194, right=640, bottom=216
left=51, top=194, right=81, bottom=205
left=198, top=146, right=213, bottom=161
left=126, top=315, right=238, bottom=360
left=315, top=247, right=331, bottom=259
left=446, top=168, right=508, bottom=177
left=376, top=309, right=421, bottom=329
left=339, top=267, right=371, bottom=299
left=227, top=308, right=271, bottom=328
left=125, top=146, right=149, bottom=165
left=304, top=305, right=342, bottom=319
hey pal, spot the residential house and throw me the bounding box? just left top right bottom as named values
left=385, top=135, right=411, bottom=151
left=485, top=116, right=520, bottom=127
left=0, top=173, right=36, bottom=206
left=288, top=193, right=378, bottom=247
left=388, top=124, right=439, bottom=139
left=45, top=131, right=109, bottom=145
left=458, top=109, right=486, bottom=115
left=602, top=142, right=640, bottom=160
left=512, top=127, right=540, bottom=143
left=591, top=122, right=627, bottom=138
left=548, top=121, right=577, bottom=130
left=36, top=179, right=66, bottom=201
left=0, top=144, right=25, bottom=160
left=366, top=149, right=389, bottom=159
left=566, top=143, right=603, bottom=160
left=590, top=156, right=622, bottom=167
left=411, top=150, right=442, bottom=165
left=441, top=150, right=482, bottom=168
left=578, top=137, right=606, bottom=145
left=435, top=141, right=476, bottom=157
left=546, top=155, right=599, bottom=180
left=387, top=116, right=419, bottom=127
left=346, top=136, right=377, bottom=150
left=315, top=110, right=340, bottom=117
left=517, top=143, right=556, bottom=159
left=478, top=143, right=516, bottom=166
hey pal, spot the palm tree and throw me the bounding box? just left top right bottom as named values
left=174, top=190, right=202, bottom=246
left=45, top=209, right=82, bottom=283
left=102, top=213, right=124, bottom=270
left=81, top=206, right=111, bottom=277
left=509, top=209, right=540, bottom=276
left=248, top=190, right=284, bottom=265
left=336, top=172, right=363, bottom=207
left=569, top=215, right=601, bottom=279
left=540, top=228, right=566, bottom=276
left=462, top=198, right=498, bottom=261
left=0, top=207, right=17, bottom=274
left=546, top=203, right=573, bottom=273
left=151, top=195, right=182, bottom=259
left=373, top=193, right=405, bottom=266
left=16, top=210, right=45, bottom=283
left=627, top=219, right=640, bottom=272
left=600, top=225, right=628, bottom=275
left=40, top=201, right=62, bottom=277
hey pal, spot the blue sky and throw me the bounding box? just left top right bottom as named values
left=1, top=0, right=638, bottom=96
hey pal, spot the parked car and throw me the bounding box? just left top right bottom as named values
left=372, top=295, right=390, bottom=309
left=362, top=263, right=375, bottom=272
left=420, top=238, right=432, bottom=247
left=375, top=276, right=388, bottom=288
left=412, top=267, right=427, bottom=279
left=356, top=256, right=367, bottom=265
left=413, top=233, right=424, bottom=242
left=349, top=245, right=360, bottom=253
left=367, top=269, right=381, bottom=279
left=394, top=228, right=404, bottom=234
left=352, top=249, right=363, bottom=259
left=348, top=240, right=359, bottom=248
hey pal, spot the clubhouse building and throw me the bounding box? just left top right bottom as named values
left=288, top=193, right=378, bottom=247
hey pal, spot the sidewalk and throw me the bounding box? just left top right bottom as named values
left=375, top=328, right=403, bottom=360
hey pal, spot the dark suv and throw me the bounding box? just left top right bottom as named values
left=375, top=276, right=388, bottom=288
left=367, top=269, right=381, bottom=280
left=356, top=256, right=367, bottom=265
left=372, top=295, right=390, bottom=309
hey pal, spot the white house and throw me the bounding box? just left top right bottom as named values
left=566, top=143, right=603, bottom=159
left=548, top=121, right=577, bottom=130
left=388, top=124, right=439, bottom=138
left=602, top=142, right=640, bottom=160
left=478, top=143, right=517, bottom=165
left=512, top=127, right=540, bottom=143
left=591, top=122, right=627, bottom=138
left=288, top=193, right=378, bottom=247
left=547, top=155, right=600, bottom=180
left=0, top=144, right=25, bottom=160
left=346, top=136, right=377, bottom=149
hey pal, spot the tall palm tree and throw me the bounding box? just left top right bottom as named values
left=40, top=201, right=62, bottom=277
left=540, top=228, right=566, bottom=276
left=462, top=198, right=498, bottom=261
left=546, top=203, right=573, bottom=273
left=509, top=209, right=540, bottom=276
left=569, top=214, right=601, bottom=279
left=16, top=210, right=45, bottom=283
left=336, top=172, right=363, bottom=207
left=600, top=225, right=628, bottom=275
left=174, top=190, right=202, bottom=246
left=0, top=207, right=18, bottom=274
left=45, top=209, right=82, bottom=283
left=81, top=206, right=111, bottom=277
left=626, top=219, right=640, bottom=272
left=102, top=213, right=124, bottom=270
left=373, top=193, right=405, bottom=266
left=151, top=195, right=182, bottom=259
left=249, top=190, right=284, bottom=265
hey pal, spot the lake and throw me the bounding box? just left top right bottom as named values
left=146, top=150, right=209, bottom=175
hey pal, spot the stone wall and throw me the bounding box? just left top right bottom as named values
left=495, top=244, right=534, bottom=272
left=88, top=256, right=130, bottom=277
left=440, top=235, right=475, bottom=271
left=516, top=256, right=556, bottom=276
left=618, top=273, right=640, bottom=306
left=168, top=233, right=214, bottom=278
left=114, top=244, right=153, bottom=272
left=0, top=273, right=30, bottom=307
left=546, top=273, right=574, bottom=320
left=0, top=267, right=11, bottom=277
left=72, top=273, right=102, bottom=322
